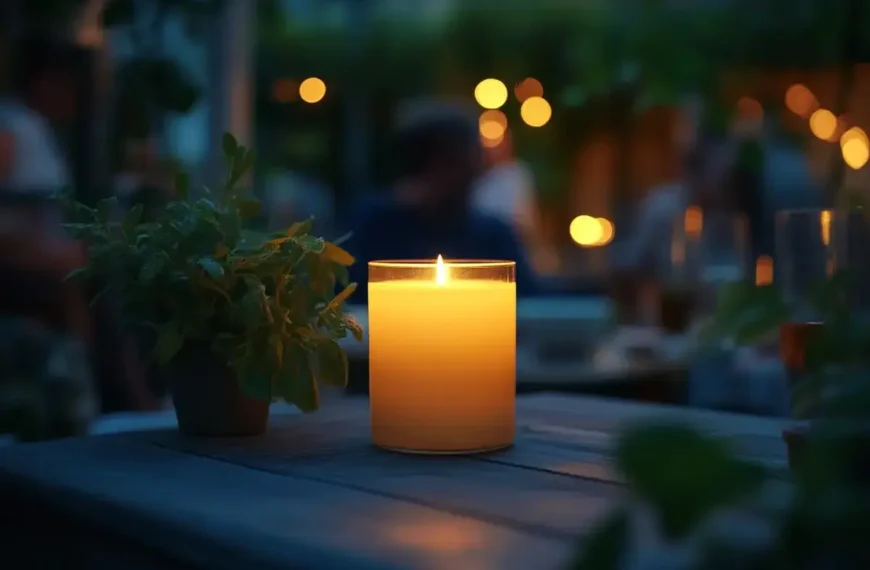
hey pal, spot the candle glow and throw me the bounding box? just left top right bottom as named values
left=368, top=257, right=517, bottom=454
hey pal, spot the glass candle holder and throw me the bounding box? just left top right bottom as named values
left=368, top=257, right=516, bottom=454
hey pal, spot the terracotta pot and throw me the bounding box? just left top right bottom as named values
left=169, top=345, right=269, bottom=437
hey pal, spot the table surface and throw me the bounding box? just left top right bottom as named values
left=0, top=395, right=789, bottom=570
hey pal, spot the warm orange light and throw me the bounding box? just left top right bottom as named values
left=474, top=79, right=508, bottom=109
left=481, top=133, right=504, bottom=148
left=569, top=215, right=603, bottom=247
left=737, top=97, right=763, bottom=119
left=684, top=206, right=703, bottom=238
left=840, top=127, right=869, bottom=170
left=785, top=84, right=818, bottom=118
left=520, top=97, right=552, bottom=127
left=820, top=210, right=832, bottom=246
left=299, top=77, right=326, bottom=103
left=809, top=109, right=837, bottom=140
left=479, top=110, right=508, bottom=140
left=514, top=78, right=544, bottom=102
left=755, top=255, right=773, bottom=286
left=842, top=137, right=869, bottom=170
left=595, top=218, right=615, bottom=246
left=435, top=254, right=447, bottom=285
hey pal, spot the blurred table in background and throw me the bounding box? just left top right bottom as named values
left=341, top=298, right=688, bottom=404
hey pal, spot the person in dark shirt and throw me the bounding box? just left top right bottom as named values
left=346, top=101, right=538, bottom=303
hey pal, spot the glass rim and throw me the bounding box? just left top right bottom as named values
left=368, top=259, right=516, bottom=269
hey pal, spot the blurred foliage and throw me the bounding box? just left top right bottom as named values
left=63, top=133, right=362, bottom=411
left=573, top=260, right=870, bottom=568
left=699, top=266, right=870, bottom=418
left=0, top=320, right=94, bottom=442
left=256, top=0, right=864, bottom=204
left=13, top=0, right=222, bottom=167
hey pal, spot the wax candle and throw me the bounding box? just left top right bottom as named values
left=368, top=257, right=516, bottom=454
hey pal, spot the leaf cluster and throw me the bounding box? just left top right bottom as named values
left=64, top=133, right=361, bottom=412
left=573, top=268, right=870, bottom=570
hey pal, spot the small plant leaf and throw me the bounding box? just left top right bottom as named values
left=222, top=132, right=238, bottom=162
left=327, top=283, right=358, bottom=311
left=286, top=219, right=313, bottom=237
left=322, top=242, right=355, bottom=266
left=314, top=338, right=348, bottom=388
left=197, top=257, right=224, bottom=278
left=154, top=324, right=184, bottom=365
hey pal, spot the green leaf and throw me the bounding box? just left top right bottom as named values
left=322, top=242, right=355, bottom=266
left=286, top=219, right=313, bottom=237
left=153, top=324, right=184, bottom=365
left=197, top=257, right=225, bottom=278
left=314, top=338, right=348, bottom=388
left=327, top=283, right=358, bottom=311
left=568, top=510, right=628, bottom=570
left=276, top=346, right=319, bottom=412
left=343, top=314, right=365, bottom=342
left=293, top=235, right=325, bottom=254
left=221, top=132, right=238, bottom=163
left=237, top=364, right=272, bottom=401
left=123, top=203, right=144, bottom=236
left=616, top=423, right=765, bottom=540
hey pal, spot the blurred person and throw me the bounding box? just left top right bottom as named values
left=0, top=36, right=157, bottom=414
left=0, top=35, right=76, bottom=195
left=346, top=101, right=538, bottom=303
left=472, top=131, right=540, bottom=260
left=617, top=134, right=740, bottom=277
left=0, top=35, right=85, bottom=332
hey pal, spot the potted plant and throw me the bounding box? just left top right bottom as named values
left=695, top=270, right=870, bottom=470
left=64, top=133, right=362, bottom=436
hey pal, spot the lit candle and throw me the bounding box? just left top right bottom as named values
left=368, top=256, right=516, bottom=454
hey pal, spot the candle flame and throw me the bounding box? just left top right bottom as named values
left=435, top=254, right=448, bottom=285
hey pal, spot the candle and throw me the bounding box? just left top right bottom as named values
left=368, top=257, right=516, bottom=454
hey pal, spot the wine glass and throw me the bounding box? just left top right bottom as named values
left=660, top=207, right=749, bottom=334
left=774, top=209, right=849, bottom=375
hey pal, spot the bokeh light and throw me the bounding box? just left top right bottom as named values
left=514, top=78, right=544, bottom=103
left=595, top=218, right=615, bottom=246
left=684, top=206, right=703, bottom=238
left=736, top=97, right=763, bottom=120
left=520, top=97, right=552, bottom=127
left=474, top=79, right=508, bottom=109
left=272, top=78, right=298, bottom=103
left=809, top=109, right=837, bottom=140
left=569, top=215, right=603, bottom=247
left=479, top=109, right=508, bottom=141
left=841, top=126, right=868, bottom=147
left=481, top=134, right=504, bottom=148
left=785, top=84, right=818, bottom=118
left=842, top=137, right=869, bottom=170
left=299, top=77, right=326, bottom=103
left=755, top=255, right=773, bottom=286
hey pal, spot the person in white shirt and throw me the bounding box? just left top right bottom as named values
left=0, top=36, right=75, bottom=196
left=473, top=130, right=554, bottom=272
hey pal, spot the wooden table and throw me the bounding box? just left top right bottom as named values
left=0, top=395, right=788, bottom=570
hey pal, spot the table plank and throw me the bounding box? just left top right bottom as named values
left=0, top=433, right=571, bottom=570
left=0, top=394, right=790, bottom=570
